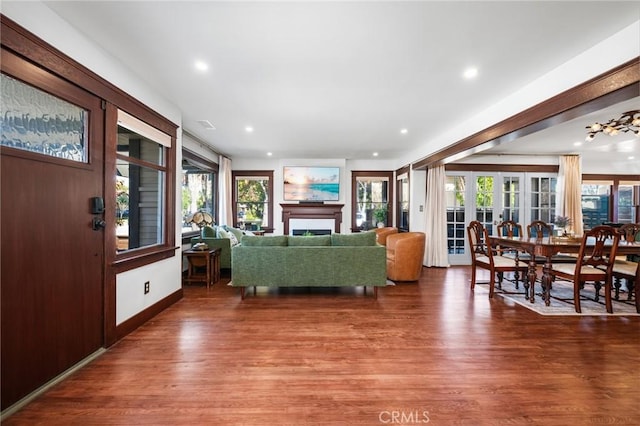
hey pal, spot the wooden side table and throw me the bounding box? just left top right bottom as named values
left=183, top=247, right=221, bottom=288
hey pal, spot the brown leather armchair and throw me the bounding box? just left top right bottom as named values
left=374, top=227, right=398, bottom=246
left=386, top=232, right=426, bottom=281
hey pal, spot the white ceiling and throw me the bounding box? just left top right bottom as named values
left=464, top=97, right=640, bottom=172
left=41, top=1, right=639, bottom=164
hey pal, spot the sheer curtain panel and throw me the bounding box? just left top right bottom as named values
left=559, top=155, right=583, bottom=236
left=219, top=155, right=233, bottom=226
left=425, top=165, right=450, bottom=267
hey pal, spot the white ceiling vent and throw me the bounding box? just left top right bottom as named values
left=197, top=120, right=216, bottom=130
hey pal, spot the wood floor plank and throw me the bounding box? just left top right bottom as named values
left=3, top=266, right=639, bottom=425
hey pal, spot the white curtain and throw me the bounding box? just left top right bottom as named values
left=558, top=155, right=583, bottom=236
left=424, top=165, right=450, bottom=267
left=218, top=155, right=233, bottom=226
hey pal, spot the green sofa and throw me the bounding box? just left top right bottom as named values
left=190, top=225, right=246, bottom=269
left=231, top=232, right=386, bottom=299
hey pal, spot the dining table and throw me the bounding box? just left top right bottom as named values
left=487, top=235, right=640, bottom=306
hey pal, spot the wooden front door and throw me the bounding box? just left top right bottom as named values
left=1, top=49, right=105, bottom=410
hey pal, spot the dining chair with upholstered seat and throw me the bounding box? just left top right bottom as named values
left=549, top=225, right=620, bottom=313
left=612, top=223, right=640, bottom=312
left=527, top=220, right=553, bottom=238
left=526, top=220, right=577, bottom=265
left=497, top=220, right=523, bottom=239
left=496, top=220, right=525, bottom=288
left=467, top=221, right=529, bottom=298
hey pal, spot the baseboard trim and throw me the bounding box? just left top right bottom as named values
left=115, top=288, right=183, bottom=341
left=1, top=348, right=106, bottom=420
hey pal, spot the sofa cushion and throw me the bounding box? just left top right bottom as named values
left=331, top=231, right=376, bottom=246
left=223, top=225, right=244, bottom=242
left=218, top=228, right=239, bottom=246
left=242, top=235, right=288, bottom=246
left=201, top=225, right=217, bottom=238
left=288, top=235, right=332, bottom=246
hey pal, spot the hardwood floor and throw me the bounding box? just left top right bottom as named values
left=4, top=266, right=639, bottom=425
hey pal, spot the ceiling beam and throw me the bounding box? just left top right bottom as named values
left=413, top=57, right=640, bottom=170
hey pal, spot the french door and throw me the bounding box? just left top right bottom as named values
left=446, top=172, right=525, bottom=265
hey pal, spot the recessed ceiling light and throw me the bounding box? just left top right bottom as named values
left=267, top=152, right=272, bottom=156
left=245, top=126, right=253, bottom=133
left=573, top=141, right=582, bottom=146
left=194, top=60, right=208, bottom=72
left=463, top=67, right=478, bottom=79
left=629, top=156, right=635, bottom=160
left=400, top=128, right=408, bottom=134
left=373, top=152, right=379, bottom=157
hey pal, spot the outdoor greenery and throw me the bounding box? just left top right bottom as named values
left=356, top=178, right=388, bottom=228
left=476, top=176, right=494, bottom=207
left=115, top=179, right=129, bottom=226
left=237, top=178, right=268, bottom=221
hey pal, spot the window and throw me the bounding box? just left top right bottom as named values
left=581, top=178, right=640, bottom=228
left=618, top=184, right=637, bottom=224
left=352, top=171, right=393, bottom=231
left=1, top=74, right=88, bottom=162
left=396, top=169, right=410, bottom=231
left=232, top=171, right=274, bottom=232
left=181, top=150, right=217, bottom=235
left=530, top=176, right=557, bottom=224
left=581, top=183, right=610, bottom=229
left=115, top=110, right=170, bottom=252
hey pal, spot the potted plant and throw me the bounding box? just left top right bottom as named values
left=554, top=215, right=572, bottom=237
left=374, top=206, right=387, bottom=228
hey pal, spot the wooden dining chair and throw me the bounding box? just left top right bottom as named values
left=526, top=220, right=553, bottom=238
left=525, top=220, right=577, bottom=265
left=612, top=223, right=640, bottom=312
left=549, top=225, right=620, bottom=313
left=496, top=220, right=525, bottom=288
left=497, top=220, right=523, bottom=238
left=467, top=221, right=529, bottom=298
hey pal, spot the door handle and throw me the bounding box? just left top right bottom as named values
left=92, top=217, right=106, bottom=230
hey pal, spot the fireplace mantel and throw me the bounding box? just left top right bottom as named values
left=281, top=203, right=344, bottom=235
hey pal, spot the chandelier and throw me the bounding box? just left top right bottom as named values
left=585, top=110, right=640, bottom=141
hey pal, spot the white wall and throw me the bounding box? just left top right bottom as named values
left=232, top=157, right=400, bottom=233
left=182, top=132, right=220, bottom=164
left=3, top=2, right=185, bottom=326
left=409, top=168, right=427, bottom=234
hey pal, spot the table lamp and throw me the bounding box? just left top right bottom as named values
left=187, top=210, right=214, bottom=250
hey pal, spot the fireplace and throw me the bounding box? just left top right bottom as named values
left=281, top=203, right=344, bottom=235
left=292, top=229, right=332, bottom=236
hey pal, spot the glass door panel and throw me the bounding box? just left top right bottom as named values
left=446, top=174, right=467, bottom=264
left=529, top=175, right=558, bottom=228
left=501, top=175, right=521, bottom=224
left=475, top=175, right=495, bottom=235
left=447, top=172, right=524, bottom=265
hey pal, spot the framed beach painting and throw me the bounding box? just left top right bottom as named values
left=283, top=166, right=340, bottom=202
